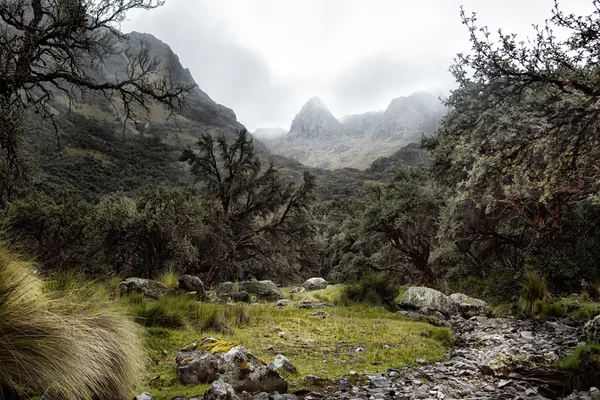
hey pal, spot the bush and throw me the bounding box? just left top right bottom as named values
left=454, top=268, right=520, bottom=304
left=339, top=274, right=399, bottom=310
left=519, top=270, right=551, bottom=315
left=532, top=300, right=567, bottom=319
left=0, top=246, right=143, bottom=400
left=558, top=343, right=600, bottom=390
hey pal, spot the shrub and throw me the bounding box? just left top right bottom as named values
left=0, top=246, right=143, bottom=400
left=519, top=270, right=551, bottom=315
left=532, top=300, right=567, bottom=319
left=339, top=274, right=399, bottom=310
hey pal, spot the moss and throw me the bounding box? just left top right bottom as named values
left=198, top=338, right=239, bottom=354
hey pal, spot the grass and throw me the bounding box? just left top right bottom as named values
left=338, top=274, right=400, bottom=310
left=0, top=245, right=143, bottom=400
left=288, top=285, right=345, bottom=303
left=157, top=268, right=180, bottom=291
left=519, top=270, right=551, bottom=315
left=138, top=302, right=452, bottom=400
left=558, top=343, right=600, bottom=390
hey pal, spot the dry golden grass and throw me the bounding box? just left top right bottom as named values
left=0, top=246, right=144, bottom=400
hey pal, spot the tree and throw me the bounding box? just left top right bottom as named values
left=181, top=129, right=316, bottom=283
left=359, top=167, right=443, bottom=286
left=0, top=0, right=194, bottom=204
left=426, top=1, right=600, bottom=266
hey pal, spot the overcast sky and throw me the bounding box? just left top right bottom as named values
left=122, top=0, right=593, bottom=133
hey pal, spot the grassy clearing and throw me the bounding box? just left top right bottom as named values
left=288, top=285, right=345, bottom=303
left=136, top=297, right=452, bottom=400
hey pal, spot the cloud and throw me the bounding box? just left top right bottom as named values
left=121, top=0, right=596, bottom=130
left=328, top=51, right=455, bottom=115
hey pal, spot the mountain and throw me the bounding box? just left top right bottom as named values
left=261, top=92, right=445, bottom=170
left=22, top=31, right=252, bottom=201
left=287, top=97, right=343, bottom=140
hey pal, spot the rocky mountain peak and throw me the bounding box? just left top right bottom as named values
left=287, top=97, right=342, bottom=140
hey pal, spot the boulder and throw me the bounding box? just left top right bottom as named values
left=400, top=286, right=458, bottom=317
left=239, top=280, right=283, bottom=301
left=302, top=277, right=327, bottom=291
left=449, top=293, right=491, bottom=316
left=231, top=291, right=251, bottom=303
left=179, top=275, right=205, bottom=294
left=216, top=282, right=235, bottom=296
left=204, top=379, right=236, bottom=400
left=269, top=354, right=297, bottom=374
left=176, top=337, right=288, bottom=393
left=119, top=278, right=166, bottom=299
left=584, top=315, right=600, bottom=343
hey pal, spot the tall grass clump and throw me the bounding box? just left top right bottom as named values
left=339, top=274, right=399, bottom=310
left=558, top=343, right=600, bottom=390
left=519, top=270, right=551, bottom=315
left=157, top=267, right=179, bottom=291
left=0, top=245, right=144, bottom=400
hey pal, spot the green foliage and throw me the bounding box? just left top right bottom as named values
left=519, top=271, right=551, bottom=315
left=452, top=268, right=520, bottom=304
left=0, top=245, right=143, bottom=400
left=558, top=344, right=600, bottom=390
left=339, top=274, right=400, bottom=310
left=181, top=130, right=317, bottom=282
left=532, top=300, right=567, bottom=319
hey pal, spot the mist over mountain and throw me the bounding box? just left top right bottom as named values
left=259, top=91, right=446, bottom=170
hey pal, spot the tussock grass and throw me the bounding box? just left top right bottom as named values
left=558, top=343, right=600, bottom=390
left=0, top=246, right=144, bottom=400
left=339, top=275, right=400, bottom=310
left=157, top=268, right=179, bottom=291
left=519, top=270, right=551, bottom=315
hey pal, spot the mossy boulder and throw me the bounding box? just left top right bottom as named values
left=584, top=315, right=600, bottom=343
left=400, top=286, right=458, bottom=317
left=178, top=275, right=205, bottom=295
left=238, top=280, right=283, bottom=301
left=119, top=277, right=166, bottom=299
left=176, top=337, right=288, bottom=393
left=449, top=293, right=491, bottom=317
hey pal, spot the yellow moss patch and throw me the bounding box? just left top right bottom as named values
left=198, top=338, right=239, bottom=354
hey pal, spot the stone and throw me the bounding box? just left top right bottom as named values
left=305, top=375, right=324, bottom=385
left=204, top=379, right=236, bottom=400
left=400, top=287, right=458, bottom=317
left=303, top=277, right=327, bottom=291
left=217, top=282, right=235, bottom=296
left=275, top=299, right=292, bottom=308
left=449, top=293, right=490, bottom=316
left=289, top=286, right=305, bottom=293
left=179, top=275, right=205, bottom=294
left=270, top=354, right=297, bottom=374
left=176, top=337, right=288, bottom=393
left=584, top=315, right=600, bottom=343
left=368, top=375, right=390, bottom=388
left=239, top=280, right=284, bottom=301
left=135, top=393, right=152, bottom=400
left=525, top=388, right=537, bottom=396
left=119, top=278, right=167, bottom=299
left=231, top=291, right=251, bottom=303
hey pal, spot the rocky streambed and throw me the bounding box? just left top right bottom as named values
left=320, top=315, right=591, bottom=400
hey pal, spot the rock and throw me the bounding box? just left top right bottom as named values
left=525, top=388, right=537, bottom=396
left=176, top=337, right=288, bottom=393
left=204, top=379, right=236, bottom=400
left=303, top=277, right=327, bottom=291
left=119, top=278, right=167, bottom=299
left=275, top=299, right=292, bottom=308
left=584, top=315, right=600, bottom=343
left=289, top=286, right=305, bottom=294
left=270, top=354, right=297, bottom=374
left=217, top=282, right=235, bottom=296
left=368, top=375, right=390, bottom=388
left=239, top=280, right=283, bottom=301
left=179, top=275, right=205, bottom=294
left=449, top=293, right=490, bottom=316
left=305, top=375, right=324, bottom=385
left=135, top=393, right=153, bottom=400
left=591, top=387, right=600, bottom=400
left=231, top=291, right=251, bottom=303
left=400, top=286, right=458, bottom=316
left=298, top=300, right=327, bottom=309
